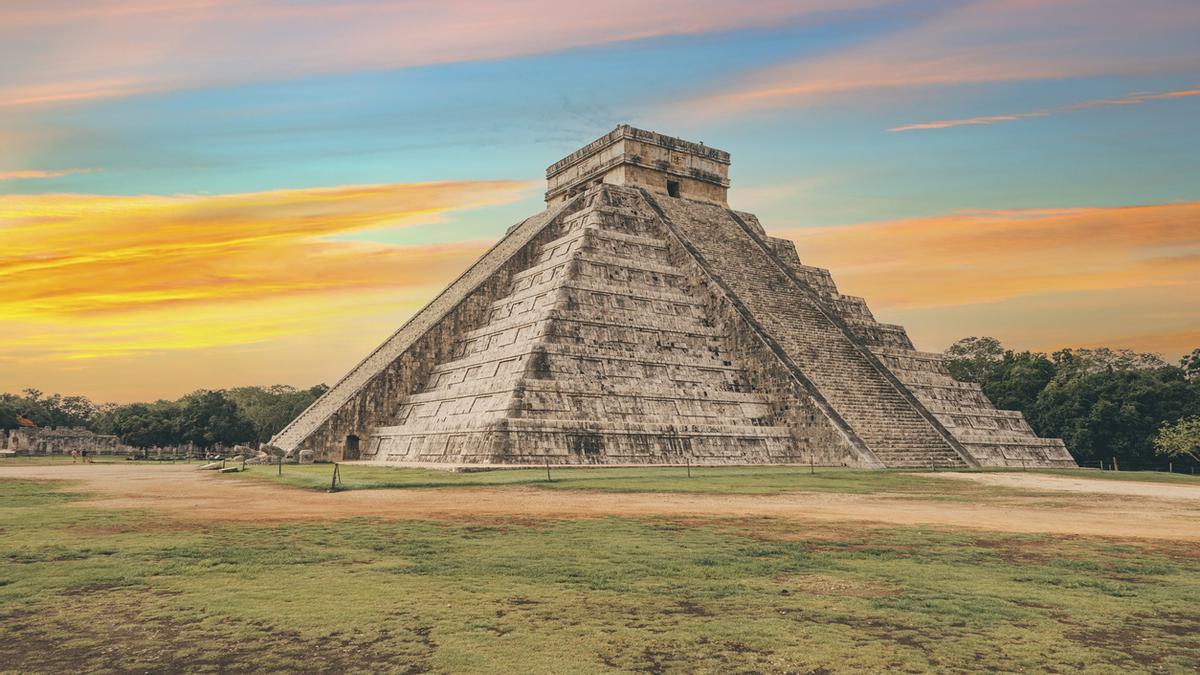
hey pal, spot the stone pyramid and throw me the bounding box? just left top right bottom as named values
left=271, top=126, right=1076, bottom=468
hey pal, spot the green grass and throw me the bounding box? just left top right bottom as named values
left=2, top=479, right=1199, bottom=672
left=229, top=463, right=1052, bottom=499
left=231, top=462, right=1200, bottom=501
left=1023, top=467, right=1200, bottom=485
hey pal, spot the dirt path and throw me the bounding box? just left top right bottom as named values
left=940, top=471, right=1200, bottom=499
left=4, top=464, right=1200, bottom=541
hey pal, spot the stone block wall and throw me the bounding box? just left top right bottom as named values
left=274, top=180, right=1074, bottom=468
left=764, top=232, right=1074, bottom=467
left=2, top=427, right=132, bottom=455
left=648, top=192, right=972, bottom=468
left=366, top=186, right=805, bottom=464
left=271, top=198, right=583, bottom=460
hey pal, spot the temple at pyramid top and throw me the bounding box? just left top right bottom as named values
left=545, top=125, right=731, bottom=206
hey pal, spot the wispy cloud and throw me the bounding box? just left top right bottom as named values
left=889, top=86, right=1200, bottom=131
left=776, top=201, right=1200, bottom=310
left=0, top=80, right=153, bottom=108
left=680, top=0, right=1200, bottom=117
left=0, top=0, right=888, bottom=108
left=0, top=168, right=93, bottom=181
left=0, top=180, right=532, bottom=358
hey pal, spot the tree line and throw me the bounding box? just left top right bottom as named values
left=0, top=385, right=328, bottom=451
left=3, top=340, right=1197, bottom=465
left=943, top=339, right=1199, bottom=468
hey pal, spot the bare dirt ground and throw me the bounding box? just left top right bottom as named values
left=4, top=463, right=1200, bottom=541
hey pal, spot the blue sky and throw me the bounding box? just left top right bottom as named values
left=2, top=0, right=1198, bottom=400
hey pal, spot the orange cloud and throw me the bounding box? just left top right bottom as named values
left=0, top=79, right=154, bottom=108
left=889, top=86, right=1200, bottom=131
left=0, top=181, right=530, bottom=363
left=777, top=202, right=1200, bottom=310
left=0, top=168, right=92, bottom=181
left=773, top=202, right=1200, bottom=359
left=1073, top=328, right=1200, bottom=359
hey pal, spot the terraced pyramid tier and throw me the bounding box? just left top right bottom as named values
left=271, top=125, right=1075, bottom=468
left=361, top=190, right=799, bottom=464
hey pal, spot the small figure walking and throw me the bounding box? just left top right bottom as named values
left=81, top=449, right=91, bottom=464
left=70, top=449, right=79, bottom=464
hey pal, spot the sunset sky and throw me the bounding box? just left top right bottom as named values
left=2, top=0, right=1198, bottom=402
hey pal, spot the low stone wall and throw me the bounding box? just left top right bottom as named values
left=1, top=427, right=133, bottom=456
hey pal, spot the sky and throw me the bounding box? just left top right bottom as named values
left=2, top=0, right=1198, bottom=402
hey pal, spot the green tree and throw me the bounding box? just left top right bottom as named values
left=3, top=384, right=327, bottom=449
left=943, top=339, right=1055, bottom=415
left=178, top=390, right=254, bottom=449
left=1180, top=348, right=1200, bottom=380
left=41, top=394, right=97, bottom=428
left=92, top=400, right=182, bottom=448
left=944, top=336, right=1005, bottom=384
left=226, top=384, right=328, bottom=444
left=1030, top=367, right=1198, bottom=465
left=980, top=350, right=1057, bottom=414
left=0, top=393, right=25, bottom=431
left=0, top=389, right=96, bottom=430
left=1154, top=416, right=1200, bottom=462
left=1051, top=347, right=1166, bottom=377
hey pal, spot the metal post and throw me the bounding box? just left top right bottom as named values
left=330, top=462, right=339, bottom=491
left=686, top=457, right=691, bottom=478
left=1113, top=456, right=1119, bottom=472
left=545, top=459, right=552, bottom=482
left=278, top=456, right=282, bottom=476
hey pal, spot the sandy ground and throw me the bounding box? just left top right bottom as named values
left=3, top=463, right=1200, bottom=541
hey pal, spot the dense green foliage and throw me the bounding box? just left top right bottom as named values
left=0, top=389, right=97, bottom=430
left=225, top=384, right=330, bottom=444
left=1, top=384, right=326, bottom=449
left=1180, top=347, right=1200, bottom=380
left=944, top=338, right=1199, bottom=467
left=4, top=336, right=1196, bottom=461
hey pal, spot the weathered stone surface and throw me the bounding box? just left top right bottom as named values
left=1, top=427, right=132, bottom=456
left=271, top=126, right=1075, bottom=468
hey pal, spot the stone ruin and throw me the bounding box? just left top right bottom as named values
left=271, top=125, right=1076, bottom=469
left=1, top=426, right=132, bottom=456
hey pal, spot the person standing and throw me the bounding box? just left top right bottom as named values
left=70, top=449, right=79, bottom=464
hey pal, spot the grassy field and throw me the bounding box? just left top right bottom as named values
left=7, top=454, right=1197, bottom=491
left=1, top=476, right=1198, bottom=672
left=1033, top=467, right=1200, bottom=485
left=234, top=463, right=991, bottom=496
left=223, top=461, right=1199, bottom=497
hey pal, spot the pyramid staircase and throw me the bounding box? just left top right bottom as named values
left=361, top=189, right=798, bottom=464
left=649, top=193, right=970, bottom=469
